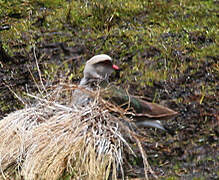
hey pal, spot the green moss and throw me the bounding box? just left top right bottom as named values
left=0, top=0, right=218, bottom=178
left=0, top=0, right=217, bottom=101
left=164, top=177, right=178, bottom=180
left=34, top=0, right=64, bottom=8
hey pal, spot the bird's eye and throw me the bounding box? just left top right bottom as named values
left=99, top=61, right=112, bottom=65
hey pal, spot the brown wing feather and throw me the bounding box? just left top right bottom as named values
left=101, top=85, right=178, bottom=120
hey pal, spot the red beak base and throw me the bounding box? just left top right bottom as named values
left=112, top=64, right=119, bottom=70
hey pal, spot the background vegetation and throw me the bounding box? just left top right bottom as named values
left=0, top=0, right=218, bottom=179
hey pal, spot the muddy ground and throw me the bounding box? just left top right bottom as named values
left=0, top=0, right=218, bottom=179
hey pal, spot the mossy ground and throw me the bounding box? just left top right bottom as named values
left=0, top=0, right=218, bottom=179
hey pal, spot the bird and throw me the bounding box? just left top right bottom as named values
left=71, top=54, right=119, bottom=106
left=78, top=54, right=119, bottom=87
left=71, top=54, right=178, bottom=134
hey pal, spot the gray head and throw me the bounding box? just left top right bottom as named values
left=80, top=54, right=119, bottom=85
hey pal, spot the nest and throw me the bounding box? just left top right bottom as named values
left=0, top=83, right=154, bottom=180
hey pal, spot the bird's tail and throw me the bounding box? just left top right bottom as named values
left=135, top=120, right=175, bottom=135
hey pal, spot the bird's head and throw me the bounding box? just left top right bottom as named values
left=81, top=54, right=119, bottom=85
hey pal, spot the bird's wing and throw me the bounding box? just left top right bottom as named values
left=101, top=86, right=178, bottom=120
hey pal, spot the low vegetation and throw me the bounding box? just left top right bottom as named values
left=0, top=0, right=218, bottom=179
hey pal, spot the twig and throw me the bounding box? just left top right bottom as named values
left=26, top=93, right=72, bottom=112
left=3, top=83, right=25, bottom=105
left=135, top=136, right=158, bottom=180
left=27, top=65, right=43, bottom=96
left=33, top=45, right=47, bottom=93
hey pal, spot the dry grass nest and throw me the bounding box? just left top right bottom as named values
left=0, top=83, right=155, bottom=180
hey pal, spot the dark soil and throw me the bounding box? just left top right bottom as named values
left=0, top=0, right=218, bottom=179
left=1, top=38, right=218, bottom=179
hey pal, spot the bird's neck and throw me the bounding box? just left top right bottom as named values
left=79, top=76, right=108, bottom=89
left=79, top=77, right=88, bottom=86
left=79, top=77, right=99, bottom=87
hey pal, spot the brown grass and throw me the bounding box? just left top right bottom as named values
left=0, top=83, right=154, bottom=180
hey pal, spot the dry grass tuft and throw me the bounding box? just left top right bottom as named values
left=0, top=83, right=154, bottom=180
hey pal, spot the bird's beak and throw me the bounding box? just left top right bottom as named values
left=112, top=64, right=119, bottom=70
